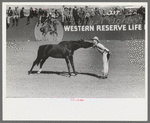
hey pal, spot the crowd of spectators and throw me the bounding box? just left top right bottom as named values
left=6, top=5, right=145, bottom=29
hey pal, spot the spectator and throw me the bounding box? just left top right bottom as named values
left=68, top=7, right=73, bottom=19
left=78, top=8, right=85, bottom=25
left=55, top=9, right=61, bottom=19
left=33, top=8, right=38, bottom=17
left=20, top=7, right=25, bottom=18
left=12, top=7, right=20, bottom=26
left=37, top=8, right=43, bottom=26
left=102, top=10, right=106, bottom=17
left=90, top=8, right=95, bottom=17
left=7, top=7, right=13, bottom=28
left=84, top=11, right=90, bottom=25
left=51, top=9, right=56, bottom=19
left=41, top=10, right=47, bottom=25
left=67, top=8, right=73, bottom=25
left=51, top=8, right=55, bottom=14
left=95, top=8, right=100, bottom=15
left=63, top=7, right=70, bottom=25
left=61, top=5, right=65, bottom=26
left=26, top=7, right=34, bottom=25
left=84, top=6, right=89, bottom=13
left=73, top=6, right=79, bottom=26
left=83, top=6, right=91, bottom=25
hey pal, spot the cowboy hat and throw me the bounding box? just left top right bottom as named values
left=92, top=36, right=100, bottom=42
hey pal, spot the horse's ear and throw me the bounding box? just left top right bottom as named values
left=80, top=38, right=84, bottom=41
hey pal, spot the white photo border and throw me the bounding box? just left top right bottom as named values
left=2, top=2, right=148, bottom=121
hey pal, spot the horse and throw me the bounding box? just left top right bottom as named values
left=28, top=39, right=93, bottom=77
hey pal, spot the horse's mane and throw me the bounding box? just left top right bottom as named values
left=58, top=40, right=81, bottom=45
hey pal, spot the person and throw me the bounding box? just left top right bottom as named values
left=95, top=8, right=100, bottom=15
left=12, top=7, right=20, bottom=26
left=84, top=11, right=90, bottom=25
left=34, top=8, right=38, bottom=17
left=51, top=9, right=56, bottom=19
left=67, top=8, right=73, bottom=25
left=63, top=7, right=70, bottom=25
left=7, top=7, right=13, bottom=28
left=37, top=8, right=43, bottom=26
left=90, top=8, right=95, bottom=18
left=61, top=5, right=65, bottom=27
left=72, top=6, right=79, bottom=26
left=41, top=10, right=48, bottom=25
left=102, top=10, right=106, bottom=17
left=78, top=8, right=85, bottom=25
left=26, top=7, right=34, bottom=25
left=20, top=7, right=25, bottom=18
left=85, top=36, right=111, bottom=79
left=54, top=9, right=61, bottom=19
left=84, top=6, right=90, bottom=25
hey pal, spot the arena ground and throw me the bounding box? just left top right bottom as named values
left=6, top=17, right=145, bottom=98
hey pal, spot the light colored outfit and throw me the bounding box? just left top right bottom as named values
left=7, top=9, right=13, bottom=24
left=87, top=36, right=110, bottom=78
left=61, top=7, right=65, bottom=22
left=13, top=9, right=20, bottom=19
left=93, top=41, right=110, bottom=78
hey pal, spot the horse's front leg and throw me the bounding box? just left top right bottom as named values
left=69, top=55, right=78, bottom=76
left=65, top=56, right=71, bottom=77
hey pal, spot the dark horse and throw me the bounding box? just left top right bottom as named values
left=28, top=39, right=93, bottom=76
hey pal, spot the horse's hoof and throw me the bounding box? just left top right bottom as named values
left=74, top=72, right=78, bottom=76
left=102, top=76, right=107, bottom=79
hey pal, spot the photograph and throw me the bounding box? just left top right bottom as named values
left=3, top=2, right=148, bottom=121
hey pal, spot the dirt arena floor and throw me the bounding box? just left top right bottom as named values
left=6, top=38, right=145, bottom=98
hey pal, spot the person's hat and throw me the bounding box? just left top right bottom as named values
left=92, top=36, right=100, bottom=42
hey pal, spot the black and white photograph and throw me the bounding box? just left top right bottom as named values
left=3, top=2, right=148, bottom=121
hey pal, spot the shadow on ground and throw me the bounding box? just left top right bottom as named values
left=29, top=71, right=101, bottom=79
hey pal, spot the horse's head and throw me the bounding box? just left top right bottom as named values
left=78, top=39, right=93, bottom=48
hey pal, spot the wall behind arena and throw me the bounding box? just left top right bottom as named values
left=62, top=15, right=145, bottom=41
left=6, top=15, right=145, bottom=42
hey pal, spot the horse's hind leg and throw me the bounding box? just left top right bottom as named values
left=65, top=56, right=71, bottom=77
left=38, top=56, right=49, bottom=74
left=69, top=56, right=77, bottom=75
left=28, top=58, right=41, bottom=75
